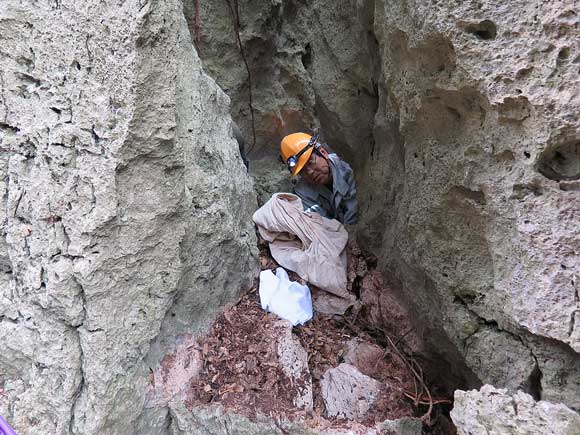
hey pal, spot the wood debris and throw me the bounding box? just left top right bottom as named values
left=184, top=240, right=455, bottom=432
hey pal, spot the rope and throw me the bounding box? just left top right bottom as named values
left=224, top=0, right=257, bottom=155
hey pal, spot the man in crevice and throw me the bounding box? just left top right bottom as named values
left=280, top=132, right=358, bottom=225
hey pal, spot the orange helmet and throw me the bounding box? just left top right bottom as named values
left=280, top=132, right=315, bottom=176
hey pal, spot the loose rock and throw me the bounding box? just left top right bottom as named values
left=273, top=320, right=314, bottom=411
left=321, top=363, right=382, bottom=421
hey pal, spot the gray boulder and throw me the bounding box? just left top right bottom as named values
left=321, top=363, right=382, bottom=420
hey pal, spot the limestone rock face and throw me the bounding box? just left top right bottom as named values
left=169, top=401, right=421, bottom=435
left=169, top=402, right=311, bottom=435
left=359, top=0, right=580, bottom=408
left=184, top=0, right=378, bottom=163
left=0, top=1, right=257, bottom=434
left=249, top=159, right=294, bottom=206
left=1, top=0, right=579, bottom=431
left=451, top=385, right=580, bottom=435
left=192, top=0, right=580, bottom=409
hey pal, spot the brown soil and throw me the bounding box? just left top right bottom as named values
left=184, top=239, right=455, bottom=432
left=184, top=289, right=300, bottom=420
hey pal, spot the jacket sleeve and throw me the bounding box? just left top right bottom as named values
left=339, top=167, right=358, bottom=225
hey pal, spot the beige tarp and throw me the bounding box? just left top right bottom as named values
left=253, top=193, right=349, bottom=298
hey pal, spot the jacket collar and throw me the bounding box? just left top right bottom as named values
left=328, top=153, right=349, bottom=196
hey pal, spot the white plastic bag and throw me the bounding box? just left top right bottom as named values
left=259, top=268, right=313, bottom=326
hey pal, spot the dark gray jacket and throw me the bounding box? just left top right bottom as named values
left=294, top=153, right=358, bottom=225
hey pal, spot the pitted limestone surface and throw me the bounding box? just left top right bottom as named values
left=451, top=385, right=580, bottom=435
left=0, top=0, right=579, bottom=433
left=0, top=1, right=257, bottom=434
left=359, top=0, right=580, bottom=409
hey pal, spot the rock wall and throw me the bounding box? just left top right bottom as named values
left=169, top=402, right=422, bottom=435
left=0, top=0, right=578, bottom=432
left=360, top=0, right=580, bottom=408
left=451, top=385, right=580, bottom=435
left=0, top=1, right=257, bottom=434
left=189, top=0, right=579, bottom=410
left=184, top=0, right=379, bottom=164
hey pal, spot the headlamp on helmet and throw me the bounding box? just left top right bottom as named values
left=286, top=133, right=319, bottom=174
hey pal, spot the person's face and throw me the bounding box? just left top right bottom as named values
left=301, top=148, right=331, bottom=185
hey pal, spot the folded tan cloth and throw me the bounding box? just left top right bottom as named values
left=253, top=193, right=348, bottom=298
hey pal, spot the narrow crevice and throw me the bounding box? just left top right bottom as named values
left=0, top=316, right=18, bottom=325
left=68, top=340, right=85, bottom=435
left=11, top=189, right=24, bottom=218
left=68, top=273, right=88, bottom=435
left=164, top=408, right=173, bottom=432
left=525, top=356, right=543, bottom=401
left=0, top=71, right=8, bottom=122
left=462, top=20, right=498, bottom=40
left=569, top=310, right=578, bottom=338
left=301, top=43, right=312, bottom=71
